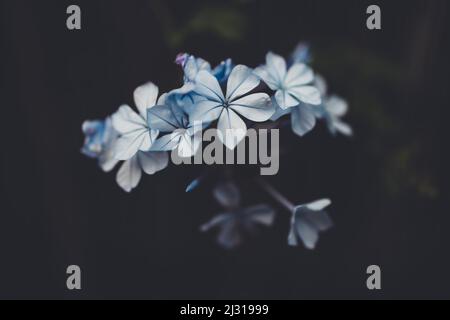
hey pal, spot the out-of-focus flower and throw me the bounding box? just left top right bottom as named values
left=321, top=95, right=353, bottom=136
left=290, top=42, right=311, bottom=65
left=201, top=182, right=275, bottom=249
left=190, top=65, right=275, bottom=149
left=254, top=52, right=321, bottom=109
left=288, top=199, right=333, bottom=249
left=115, top=151, right=169, bottom=193
left=212, top=58, right=234, bottom=83
left=147, top=94, right=203, bottom=158
left=81, top=117, right=119, bottom=172
left=313, top=75, right=353, bottom=137
left=111, top=82, right=161, bottom=160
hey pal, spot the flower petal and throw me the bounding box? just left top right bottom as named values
left=147, top=105, right=182, bottom=132
left=111, top=105, right=147, bottom=135
left=98, top=140, right=119, bottom=172
left=288, top=224, right=298, bottom=246
left=274, top=89, right=300, bottom=109
left=214, top=182, right=241, bottom=209
left=177, top=132, right=201, bottom=158
left=266, top=52, right=287, bottom=84
left=332, top=120, right=353, bottom=136
left=326, top=95, right=348, bottom=117
left=291, top=105, right=316, bottom=137
left=200, top=212, right=232, bottom=232
left=270, top=96, right=292, bottom=120
left=305, top=199, right=332, bottom=211
left=114, top=129, right=150, bottom=160
left=230, top=93, right=274, bottom=122
left=150, top=131, right=182, bottom=151
left=253, top=66, right=279, bottom=91
left=133, top=82, right=159, bottom=119
left=244, top=204, right=275, bottom=226
left=116, top=156, right=142, bottom=193
left=226, top=65, right=260, bottom=101
left=288, top=86, right=322, bottom=105
left=217, top=221, right=241, bottom=249
left=290, top=42, right=311, bottom=64
left=188, top=99, right=223, bottom=123
left=294, top=218, right=319, bottom=249
left=194, top=70, right=225, bottom=102
left=285, top=63, right=314, bottom=87
left=138, top=151, right=169, bottom=175
left=217, top=109, right=247, bottom=150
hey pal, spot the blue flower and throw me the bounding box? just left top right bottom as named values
left=190, top=64, right=275, bottom=149
left=81, top=117, right=119, bottom=172
left=169, top=54, right=213, bottom=109
left=201, top=182, right=275, bottom=249
left=290, top=42, right=312, bottom=65
left=288, top=199, right=333, bottom=249
left=212, top=58, right=234, bottom=83
left=147, top=94, right=203, bottom=158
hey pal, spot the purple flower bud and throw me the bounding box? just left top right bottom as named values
left=175, top=53, right=188, bottom=67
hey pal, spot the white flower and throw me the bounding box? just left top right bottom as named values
left=254, top=52, right=321, bottom=109
left=190, top=65, right=275, bottom=149
left=111, top=82, right=161, bottom=160
left=288, top=199, right=333, bottom=249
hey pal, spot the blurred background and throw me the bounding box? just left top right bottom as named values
left=0, top=0, right=449, bottom=299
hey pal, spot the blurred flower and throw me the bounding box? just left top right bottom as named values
left=190, top=65, right=275, bottom=149
left=288, top=199, right=333, bottom=249
left=290, top=42, right=312, bottom=65
left=212, top=58, right=234, bottom=83
left=111, top=82, right=162, bottom=160
left=321, top=95, right=353, bottom=136
left=148, top=94, right=203, bottom=158
left=115, top=151, right=169, bottom=193
left=201, top=182, right=275, bottom=249
left=81, top=117, right=119, bottom=172
left=313, top=75, right=353, bottom=137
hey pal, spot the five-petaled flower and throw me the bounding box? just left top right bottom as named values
left=255, top=52, right=322, bottom=136
left=190, top=64, right=275, bottom=149
left=254, top=52, right=321, bottom=109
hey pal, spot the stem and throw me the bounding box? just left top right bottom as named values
left=257, top=178, right=295, bottom=212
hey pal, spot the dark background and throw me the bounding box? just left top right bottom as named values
left=0, top=0, right=449, bottom=299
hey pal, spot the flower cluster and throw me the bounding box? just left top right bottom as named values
left=81, top=43, right=352, bottom=249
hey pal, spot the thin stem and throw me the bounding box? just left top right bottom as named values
left=256, top=178, right=295, bottom=212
